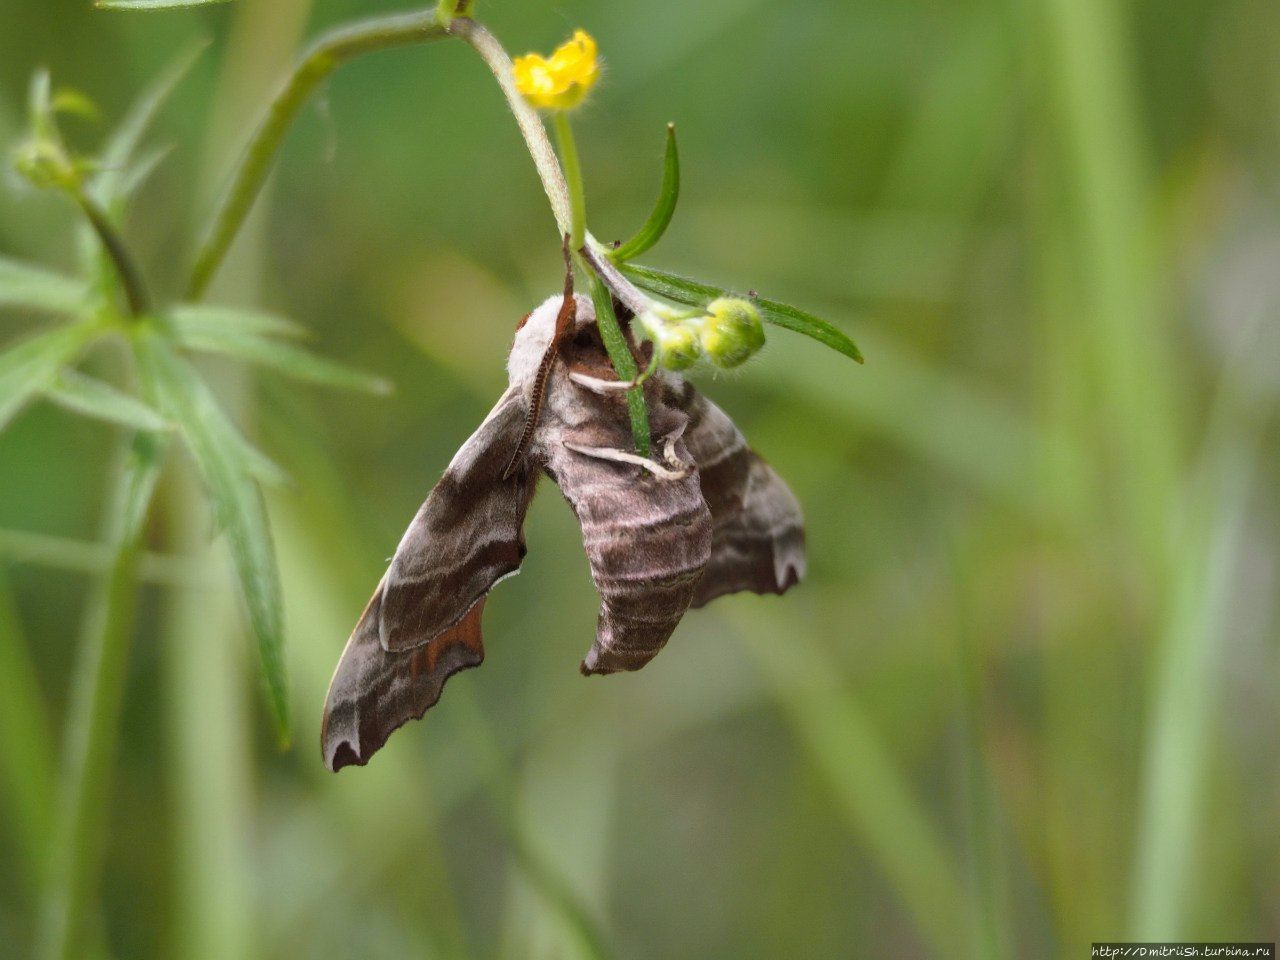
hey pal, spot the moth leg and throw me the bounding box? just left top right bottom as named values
left=561, top=440, right=691, bottom=481
left=568, top=351, right=660, bottom=395
left=662, top=434, right=685, bottom=470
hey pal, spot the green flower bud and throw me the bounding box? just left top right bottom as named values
left=653, top=321, right=701, bottom=370
left=700, top=298, right=765, bottom=368
left=638, top=307, right=702, bottom=370
left=12, top=138, right=81, bottom=192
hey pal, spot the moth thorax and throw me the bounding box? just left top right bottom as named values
left=507, top=292, right=594, bottom=388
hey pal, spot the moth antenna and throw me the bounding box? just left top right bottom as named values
left=502, top=343, right=556, bottom=479
left=502, top=235, right=577, bottom=480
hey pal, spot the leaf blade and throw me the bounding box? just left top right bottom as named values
left=0, top=323, right=97, bottom=430
left=44, top=369, right=170, bottom=432
left=95, top=0, right=234, bottom=9
left=619, top=262, right=865, bottom=364
left=0, top=257, right=89, bottom=316
left=610, top=124, right=680, bottom=263
left=168, top=303, right=307, bottom=340
left=133, top=332, right=289, bottom=741
left=173, top=321, right=391, bottom=395
left=91, top=43, right=205, bottom=206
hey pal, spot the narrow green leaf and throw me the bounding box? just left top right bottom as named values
left=117, top=144, right=174, bottom=200
left=174, top=321, right=391, bottom=395
left=0, top=323, right=97, bottom=429
left=133, top=333, right=289, bottom=741
left=609, top=124, right=680, bottom=263
left=0, top=574, right=56, bottom=890
left=44, top=368, right=170, bottom=432
left=95, top=0, right=233, bottom=9
left=0, top=256, right=89, bottom=315
left=168, top=302, right=307, bottom=340
left=91, top=43, right=205, bottom=207
left=230, top=430, right=291, bottom=489
left=28, top=69, right=52, bottom=132
left=0, top=526, right=198, bottom=586
left=619, top=262, right=865, bottom=364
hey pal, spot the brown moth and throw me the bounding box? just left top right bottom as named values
left=321, top=282, right=805, bottom=772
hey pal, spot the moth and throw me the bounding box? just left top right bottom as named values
left=321, top=275, right=805, bottom=771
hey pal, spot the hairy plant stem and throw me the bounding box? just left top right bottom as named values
left=185, top=10, right=449, bottom=300
left=37, top=433, right=166, bottom=960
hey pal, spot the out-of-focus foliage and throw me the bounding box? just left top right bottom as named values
left=0, top=1, right=1277, bottom=959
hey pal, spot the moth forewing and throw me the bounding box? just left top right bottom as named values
left=379, top=387, right=538, bottom=652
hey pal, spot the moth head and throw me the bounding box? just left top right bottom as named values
left=507, top=292, right=595, bottom=387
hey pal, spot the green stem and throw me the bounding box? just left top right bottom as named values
left=550, top=112, right=649, bottom=455
left=0, top=572, right=56, bottom=895
left=433, top=0, right=474, bottom=26
left=73, top=191, right=150, bottom=317
left=553, top=113, right=587, bottom=250
left=185, top=10, right=449, bottom=301
left=584, top=264, right=650, bottom=457
left=37, top=432, right=166, bottom=960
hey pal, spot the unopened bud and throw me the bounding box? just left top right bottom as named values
left=638, top=308, right=701, bottom=370
left=652, top=321, right=700, bottom=370
left=12, top=138, right=80, bottom=192
left=700, top=298, right=764, bottom=368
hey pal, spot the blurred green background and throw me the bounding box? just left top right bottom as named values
left=1, top=0, right=1278, bottom=957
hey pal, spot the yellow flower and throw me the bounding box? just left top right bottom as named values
left=513, top=29, right=600, bottom=111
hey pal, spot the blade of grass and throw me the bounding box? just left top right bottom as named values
left=37, top=431, right=166, bottom=960
left=947, top=527, right=1014, bottom=960
left=609, top=124, right=680, bottom=263
left=1128, top=450, right=1255, bottom=939
left=450, top=691, right=613, bottom=960
left=134, top=333, right=289, bottom=741
left=619, top=262, right=864, bottom=364
left=1128, top=315, right=1274, bottom=938
left=0, top=571, right=56, bottom=894
left=731, top=605, right=971, bottom=960
left=1037, top=0, right=1180, bottom=580
left=762, top=329, right=1039, bottom=516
